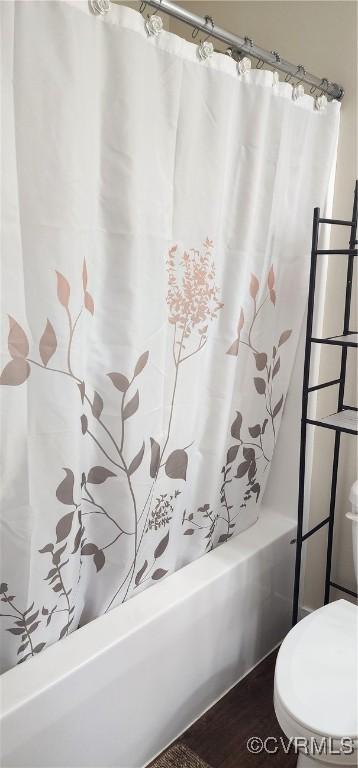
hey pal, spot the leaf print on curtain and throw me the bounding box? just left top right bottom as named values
left=181, top=266, right=292, bottom=550
left=1, top=0, right=340, bottom=673
left=0, top=246, right=224, bottom=663
left=106, top=240, right=224, bottom=609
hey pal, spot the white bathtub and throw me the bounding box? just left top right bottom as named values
left=0, top=507, right=296, bottom=768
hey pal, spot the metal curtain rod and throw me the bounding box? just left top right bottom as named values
left=114, top=0, right=344, bottom=101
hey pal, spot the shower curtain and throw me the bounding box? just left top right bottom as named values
left=0, top=0, right=339, bottom=673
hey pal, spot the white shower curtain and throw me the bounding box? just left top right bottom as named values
left=0, top=0, right=339, bottom=673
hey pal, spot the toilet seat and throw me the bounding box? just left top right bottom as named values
left=274, top=600, right=358, bottom=765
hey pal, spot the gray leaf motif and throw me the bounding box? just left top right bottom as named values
left=33, top=642, right=46, bottom=654
left=128, top=443, right=145, bottom=476
left=150, top=438, right=161, bottom=478
left=17, top=642, right=29, bottom=654
left=25, top=610, right=39, bottom=625
left=254, top=352, right=267, bottom=371
left=92, top=392, right=103, bottom=419
left=78, top=381, right=85, bottom=403
left=81, top=415, right=88, bottom=434
left=52, top=544, right=66, bottom=566
left=81, top=543, right=97, bottom=555
left=254, top=377, right=266, bottom=395
left=272, top=357, right=280, bottom=378
left=134, top=351, right=149, bottom=378
left=236, top=461, right=249, bottom=479
left=56, top=511, right=74, bottom=543
left=123, top=390, right=139, bottom=421
left=278, top=330, right=292, bottom=347
left=231, top=411, right=242, bottom=440
left=81, top=543, right=105, bottom=572
left=154, top=531, right=169, bottom=559
left=165, top=449, right=188, bottom=481
left=226, top=444, right=239, bottom=464
left=273, top=394, right=284, bottom=418
left=152, top=569, right=168, bottom=581
left=56, top=469, right=75, bottom=505
left=87, top=466, right=116, bottom=484
left=38, top=543, right=54, bottom=554
left=135, top=560, right=148, bottom=587
left=107, top=372, right=129, bottom=392
left=93, top=549, right=105, bottom=572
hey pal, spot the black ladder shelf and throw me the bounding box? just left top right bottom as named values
left=292, top=180, right=358, bottom=625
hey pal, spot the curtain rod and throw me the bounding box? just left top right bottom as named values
left=111, top=0, right=344, bottom=101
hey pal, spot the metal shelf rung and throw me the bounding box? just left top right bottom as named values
left=329, top=581, right=358, bottom=599
left=306, top=408, right=358, bottom=435
left=300, top=515, right=330, bottom=542
left=318, top=218, right=355, bottom=226
left=311, top=333, right=358, bottom=348
left=315, top=249, right=357, bottom=255
left=308, top=378, right=341, bottom=393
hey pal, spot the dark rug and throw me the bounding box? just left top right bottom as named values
left=150, top=743, right=213, bottom=768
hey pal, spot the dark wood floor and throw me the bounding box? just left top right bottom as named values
left=173, top=651, right=296, bottom=767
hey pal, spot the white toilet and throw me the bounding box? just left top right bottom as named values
left=274, top=482, right=358, bottom=767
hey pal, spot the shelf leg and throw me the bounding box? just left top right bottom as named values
left=324, top=431, right=341, bottom=603
left=292, top=208, right=320, bottom=625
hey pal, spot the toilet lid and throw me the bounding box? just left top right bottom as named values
left=275, top=599, right=358, bottom=738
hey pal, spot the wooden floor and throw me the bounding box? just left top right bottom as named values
left=172, top=651, right=297, bottom=767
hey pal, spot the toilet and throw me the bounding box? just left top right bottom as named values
left=274, top=482, right=358, bottom=767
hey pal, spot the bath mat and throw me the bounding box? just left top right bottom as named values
left=150, top=743, right=213, bottom=768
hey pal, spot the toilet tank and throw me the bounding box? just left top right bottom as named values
left=347, top=480, right=358, bottom=584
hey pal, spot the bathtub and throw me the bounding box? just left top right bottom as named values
left=0, top=506, right=296, bottom=768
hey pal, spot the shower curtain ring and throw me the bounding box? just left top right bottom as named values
left=197, top=15, right=215, bottom=61
left=144, top=0, right=163, bottom=37
left=295, top=65, right=306, bottom=85
left=149, top=0, right=163, bottom=17
left=89, top=0, right=110, bottom=15
left=315, top=78, right=329, bottom=110
left=256, top=57, right=264, bottom=69
left=292, top=65, right=306, bottom=100
left=318, top=77, right=329, bottom=96
left=202, top=15, right=214, bottom=42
